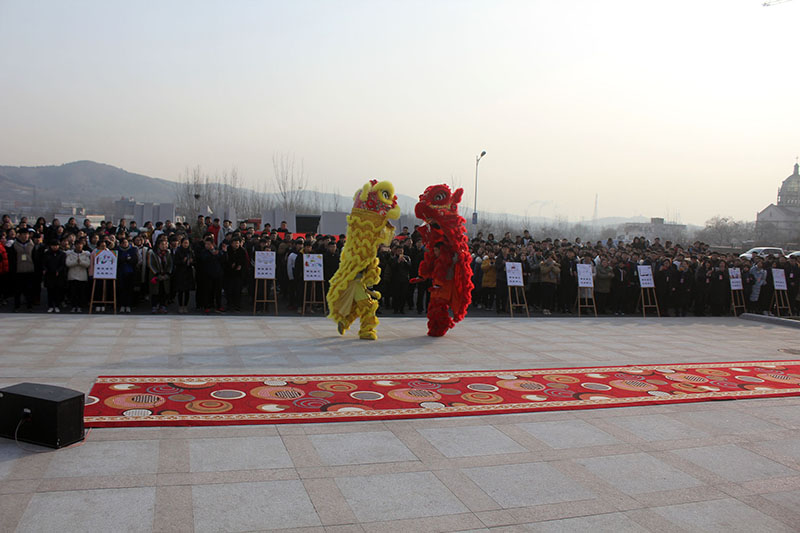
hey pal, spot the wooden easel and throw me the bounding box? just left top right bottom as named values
left=89, top=278, right=117, bottom=314
left=508, top=285, right=529, bottom=317
left=302, top=281, right=327, bottom=315
left=639, top=286, right=660, bottom=317
left=730, top=289, right=747, bottom=316
left=253, top=278, right=278, bottom=315
left=771, top=289, right=792, bottom=317
left=577, top=290, right=598, bottom=317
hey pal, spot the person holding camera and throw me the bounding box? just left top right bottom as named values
left=390, top=244, right=411, bottom=314
left=539, top=253, right=561, bottom=315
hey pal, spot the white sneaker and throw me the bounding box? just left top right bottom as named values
left=54, top=307, right=60, bottom=313
left=77, top=307, right=82, bottom=313
left=47, top=307, right=54, bottom=313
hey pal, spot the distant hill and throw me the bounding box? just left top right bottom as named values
left=0, top=161, right=661, bottom=228
left=0, top=161, right=177, bottom=203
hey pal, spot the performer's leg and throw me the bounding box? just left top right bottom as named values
left=427, top=297, right=454, bottom=337
left=339, top=308, right=358, bottom=334
left=356, top=298, right=380, bottom=340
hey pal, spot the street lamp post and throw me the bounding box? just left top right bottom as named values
left=472, top=150, right=486, bottom=234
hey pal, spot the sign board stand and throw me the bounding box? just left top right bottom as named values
left=728, top=267, right=746, bottom=316
left=505, top=262, right=529, bottom=317
left=302, top=254, right=327, bottom=316
left=507, top=285, right=529, bottom=318
left=730, top=290, right=747, bottom=316
left=253, top=279, right=278, bottom=315
left=771, top=269, right=792, bottom=317
left=576, top=264, right=597, bottom=317
left=302, top=281, right=327, bottom=316
left=771, top=290, right=792, bottom=317
left=89, top=279, right=117, bottom=315
left=253, top=251, right=278, bottom=315
left=637, top=265, right=660, bottom=318
left=89, top=249, right=117, bottom=314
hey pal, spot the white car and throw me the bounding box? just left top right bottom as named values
left=739, top=247, right=786, bottom=261
left=787, top=251, right=800, bottom=259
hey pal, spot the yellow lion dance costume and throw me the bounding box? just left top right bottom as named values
left=327, top=179, right=400, bottom=340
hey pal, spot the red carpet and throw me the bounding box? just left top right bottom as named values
left=84, top=361, right=800, bottom=427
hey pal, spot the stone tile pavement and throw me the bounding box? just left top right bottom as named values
left=1, top=315, right=800, bottom=532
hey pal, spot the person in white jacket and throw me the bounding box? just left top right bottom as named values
left=65, top=241, right=91, bottom=312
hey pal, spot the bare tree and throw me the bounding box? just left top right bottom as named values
left=175, top=166, right=211, bottom=218
left=331, top=187, right=342, bottom=212
left=272, top=153, right=308, bottom=211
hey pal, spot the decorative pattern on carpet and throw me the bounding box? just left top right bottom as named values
left=84, top=361, right=800, bottom=427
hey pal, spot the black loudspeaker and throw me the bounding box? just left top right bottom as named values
left=0, top=383, right=85, bottom=449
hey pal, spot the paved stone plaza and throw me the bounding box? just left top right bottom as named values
left=1, top=315, right=800, bottom=532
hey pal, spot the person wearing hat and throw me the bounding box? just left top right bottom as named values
left=42, top=239, right=66, bottom=312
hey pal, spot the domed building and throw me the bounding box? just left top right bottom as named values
left=757, top=162, right=800, bottom=243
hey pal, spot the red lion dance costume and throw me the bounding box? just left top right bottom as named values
left=413, top=184, right=474, bottom=336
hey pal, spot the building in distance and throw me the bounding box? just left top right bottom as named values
left=757, top=162, right=800, bottom=242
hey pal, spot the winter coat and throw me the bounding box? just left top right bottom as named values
left=750, top=265, right=767, bottom=302
left=147, top=248, right=173, bottom=295
left=0, top=242, right=8, bottom=275
left=540, top=260, right=561, bottom=285
left=481, top=257, right=497, bottom=288
left=595, top=264, right=614, bottom=293
left=224, top=246, right=249, bottom=278
left=8, top=240, right=35, bottom=274
left=198, top=247, right=224, bottom=280
left=116, top=245, right=139, bottom=278
left=173, top=246, right=196, bottom=292
left=323, top=250, right=340, bottom=281
left=65, top=250, right=91, bottom=281
left=389, top=254, right=412, bottom=287
left=42, top=249, right=67, bottom=289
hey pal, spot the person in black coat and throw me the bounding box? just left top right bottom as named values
left=709, top=261, right=730, bottom=316
left=42, top=240, right=66, bottom=312
left=407, top=239, right=428, bottom=313
left=558, top=249, right=578, bottom=313
left=693, top=261, right=712, bottom=316
left=389, top=244, right=411, bottom=313
left=173, top=237, right=195, bottom=313
left=669, top=261, right=693, bottom=317
left=654, top=260, right=672, bottom=316
left=223, top=236, right=249, bottom=311
left=322, top=240, right=340, bottom=299
left=495, top=244, right=512, bottom=313
left=197, top=238, right=224, bottom=313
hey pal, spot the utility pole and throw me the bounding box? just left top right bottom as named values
left=472, top=150, right=486, bottom=235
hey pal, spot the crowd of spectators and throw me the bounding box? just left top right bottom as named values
left=1, top=214, right=798, bottom=318
left=467, top=230, right=800, bottom=317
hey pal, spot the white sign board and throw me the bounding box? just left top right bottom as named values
left=773, top=268, right=788, bottom=291
left=729, top=267, right=743, bottom=291
left=254, top=251, right=276, bottom=279
left=577, top=264, right=594, bottom=288
left=303, top=254, right=324, bottom=281
left=637, top=265, right=655, bottom=288
left=93, top=249, right=117, bottom=279
left=505, top=262, right=524, bottom=287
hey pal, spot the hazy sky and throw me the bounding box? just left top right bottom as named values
left=1, top=0, right=798, bottom=225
